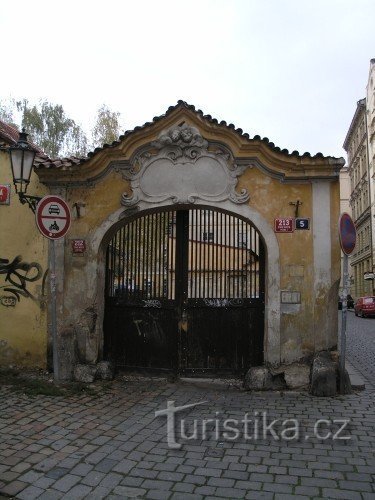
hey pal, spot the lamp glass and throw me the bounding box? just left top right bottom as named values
left=10, top=149, right=24, bottom=181
left=10, top=146, right=35, bottom=194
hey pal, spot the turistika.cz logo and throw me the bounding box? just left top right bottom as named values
left=155, top=400, right=351, bottom=449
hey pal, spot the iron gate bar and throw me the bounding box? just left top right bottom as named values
left=104, top=207, right=265, bottom=373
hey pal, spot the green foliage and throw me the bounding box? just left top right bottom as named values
left=0, top=98, right=18, bottom=129
left=16, top=99, right=88, bottom=158
left=91, top=104, right=122, bottom=149
left=0, top=98, right=123, bottom=158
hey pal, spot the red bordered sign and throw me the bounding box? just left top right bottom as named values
left=339, top=212, right=356, bottom=256
left=36, top=195, right=71, bottom=240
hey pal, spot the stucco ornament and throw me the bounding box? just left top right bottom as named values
left=121, top=124, right=249, bottom=206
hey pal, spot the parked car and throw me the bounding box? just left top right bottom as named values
left=338, top=294, right=354, bottom=310
left=354, top=296, right=375, bottom=318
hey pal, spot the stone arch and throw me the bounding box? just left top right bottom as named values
left=92, top=199, right=281, bottom=366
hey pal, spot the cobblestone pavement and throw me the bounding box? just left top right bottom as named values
left=0, top=371, right=374, bottom=500
left=344, top=312, right=375, bottom=388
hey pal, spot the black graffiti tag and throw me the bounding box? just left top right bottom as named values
left=0, top=256, right=43, bottom=302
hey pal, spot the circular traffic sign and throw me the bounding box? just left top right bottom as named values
left=36, top=195, right=71, bottom=240
left=339, top=212, right=356, bottom=255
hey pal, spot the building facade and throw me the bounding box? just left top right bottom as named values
left=343, top=99, right=373, bottom=298
left=366, top=59, right=375, bottom=285
left=1, top=102, right=344, bottom=378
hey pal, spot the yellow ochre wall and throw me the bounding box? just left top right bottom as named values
left=0, top=151, right=48, bottom=367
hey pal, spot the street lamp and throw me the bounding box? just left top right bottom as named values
left=8, top=128, right=41, bottom=213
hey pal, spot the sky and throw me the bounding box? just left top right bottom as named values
left=1, top=0, right=374, bottom=158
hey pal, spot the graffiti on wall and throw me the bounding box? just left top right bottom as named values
left=0, top=256, right=43, bottom=307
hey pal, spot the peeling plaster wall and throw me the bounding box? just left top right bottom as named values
left=57, top=165, right=339, bottom=371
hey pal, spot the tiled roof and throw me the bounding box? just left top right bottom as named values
left=0, top=120, right=49, bottom=159
left=0, top=120, right=19, bottom=145
left=34, top=100, right=344, bottom=170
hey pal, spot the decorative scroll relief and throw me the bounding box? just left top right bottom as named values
left=121, top=124, right=249, bottom=207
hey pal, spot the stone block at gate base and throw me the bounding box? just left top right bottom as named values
left=243, top=367, right=273, bottom=391
left=74, top=364, right=97, bottom=383
left=283, top=363, right=310, bottom=390
left=310, top=352, right=337, bottom=397
left=96, top=361, right=114, bottom=380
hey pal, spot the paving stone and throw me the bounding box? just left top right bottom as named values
left=70, top=463, right=94, bottom=476
left=112, top=458, right=137, bottom=474
left=214, top=487, right=247, bottom=498
left=157, top=471, right=185, bottom=481
left=322, top=489, right=362, bottom=499
left=0, top=480, right=28, bottom=496
left=301, top=476, right=337, bottom=488
left=263, top=483, right=294, bottom=494
left=18, top=470, right=43, bottom=483
left=17, top=485, right=45, bottom=500
left=131, top=467, right=158, bottom=479
left=81, top=470, right=106, bottom=487
left=195, top=467, right=222, bottom=478
left=170, top=494, right=203, bottom=500
left=339, top=480, right=373, bottom=492
left=45, top=467, right=70, bottom=479
left=112, top=485, right=147, bottom=497
left=94, top=458, right=117, bottom=473
left=120, top=476, right=144, bottom=487
left=146, top=490, right=173, bottom=499
left=172, top=482, right=195, bottom=493
left=234, top=480, right=262, bottom=490
left=295, top=485, right=320, bottom=496
left=89, top=485, right=113, bottom=498
left=53, top=473, right=81, bottom=493
left=207, top=477, right=235, bottom=488
left=222, top=469, right=249, bottom=480
left=141, top=479, right=174, bottom=490
left=195, top=485, right=217, bottom=495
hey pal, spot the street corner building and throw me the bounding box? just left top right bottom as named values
left=0, top=101, right=345, bottom=381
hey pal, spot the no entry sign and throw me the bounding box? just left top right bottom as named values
left=339, top=212, right=356, bottom=255
left=36, top=195, right=71, bottom=240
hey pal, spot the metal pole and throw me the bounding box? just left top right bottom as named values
left=50, top=239, right=59, bottom=381
left=339, top=253, right=348, bottom=394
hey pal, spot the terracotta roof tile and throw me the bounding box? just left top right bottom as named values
left=0, top=120, right=19, bottom=145
left=35, top=100, right=344, bottom=170
left=0, top=119, right=50, bottom=160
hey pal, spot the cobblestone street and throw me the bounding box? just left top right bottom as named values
left=0, top=314, right=374, bottom=500
left=345, top=312, right=375, bottom=389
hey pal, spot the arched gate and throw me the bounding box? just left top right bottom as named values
left=104, top=207, right=265, bottom=375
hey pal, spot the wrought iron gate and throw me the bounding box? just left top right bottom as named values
left=104, top=208, right=265, bottom=375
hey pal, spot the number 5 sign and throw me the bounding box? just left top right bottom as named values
left=295, top=218, right=310, bottom=230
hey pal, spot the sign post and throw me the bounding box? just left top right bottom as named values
left=338, top=213, right=356, bottom=395
left=36, top=195, right=71, bottom=381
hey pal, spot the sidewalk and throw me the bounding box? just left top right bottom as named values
left=0, top=375, right=374, bottom=499
left=346, top=361, right=366, bottom=391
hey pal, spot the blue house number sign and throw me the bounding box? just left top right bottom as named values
left=295, top=218, right=310, bottom=230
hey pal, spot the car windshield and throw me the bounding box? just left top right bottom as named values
left=363, top=297, right=375, bottom=304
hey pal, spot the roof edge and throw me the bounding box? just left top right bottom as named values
left=35, top=100, right=345, bottom=170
